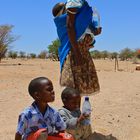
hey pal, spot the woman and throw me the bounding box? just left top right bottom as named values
left=53, top=0, right=101, bottom=95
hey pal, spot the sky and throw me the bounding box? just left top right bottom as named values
left=0, top=0, right=140, bottom=54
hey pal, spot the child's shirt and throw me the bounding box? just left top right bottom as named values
left=59, top=107, right=92, bottom=140
left=16, top=102, right=66, bottom=140
left=59, top=107, right=81, bottom=129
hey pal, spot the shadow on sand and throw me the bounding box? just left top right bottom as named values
left=0, top=63, right=34, bottom=66
left=88, top=131, right=118, bottom=140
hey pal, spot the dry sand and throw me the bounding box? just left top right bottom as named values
left=0, top=58, right=140, bottom=140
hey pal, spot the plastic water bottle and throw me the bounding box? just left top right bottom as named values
left=92, top=7, right=100, bottom=28
left=82, top=96, right=92, bottom=125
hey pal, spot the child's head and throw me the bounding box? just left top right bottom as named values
left=61, top=87, right=81, bottom=111
left=28, top=77, right=55, bottom=104
left=52, top=2, right=66, bottom=17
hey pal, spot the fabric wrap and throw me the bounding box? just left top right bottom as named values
left=54, top=2, right=93, bottom=71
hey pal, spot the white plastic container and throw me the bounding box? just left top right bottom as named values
left=82, top=96, right=92, bottom=125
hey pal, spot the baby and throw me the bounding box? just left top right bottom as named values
left=52, top=2, right=102, bottom=49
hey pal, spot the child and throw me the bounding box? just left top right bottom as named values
left=15, top=77, right=66, bottom=140
left=52, top=2, right=102, bottom=49
left=59, top=87, right=92, bottom=140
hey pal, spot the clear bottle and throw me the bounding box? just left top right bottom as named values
left=92, top=7, right=100, bottom=28
left=82, top=96, right=92, bottom=125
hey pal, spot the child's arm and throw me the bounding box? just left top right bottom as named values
left=15, top=133, right=22, bottom=140
left=77, top=114, right=86, bottom=123
left=59, top=109, right=86, bottom=128
left=55, top=112, right=66, bottom=132
left=15, top=113, right=28, bottom=140
left=59, top=109, right=77, bottom=128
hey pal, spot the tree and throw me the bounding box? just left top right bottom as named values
left=38, top=50, right=48, bottom=59
left=110, top=52, right=118, bottom=59
left=0, top=25, right=18, bottom=62
left=101, top=50, right=109, bottom=59
left=135, top=49, right=140, bottom=59
left=29, top=53, right=36, bottom=59
left=8, top=51, right=18, bottom=59
left=90, top=50, right=101, bottom=59
left=48, top=39, right=60, bottom=61
left=119, top=48, right=134, bottom=60
left=19, top=51, right=26, bottom=58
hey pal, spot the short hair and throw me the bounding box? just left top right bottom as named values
left=61, top=87, right=80, bottom=102
left=52, top=2, right=65, bottom=17
left=28, top=77, right=49, bottom=97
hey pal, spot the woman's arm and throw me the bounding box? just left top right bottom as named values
left=66, top=8, right=83, bottom=65
left=66, top=8, right=77, bottom=48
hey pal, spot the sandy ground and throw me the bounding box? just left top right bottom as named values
left=0, top=58, right=140, bottom=140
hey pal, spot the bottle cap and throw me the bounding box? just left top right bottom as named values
left=85, top=96, right=89, bottom=101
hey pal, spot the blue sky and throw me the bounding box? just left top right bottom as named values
left=0, top=0, right=140, bottom=54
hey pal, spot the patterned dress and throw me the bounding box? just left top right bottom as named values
left=60, top=0, right=100, bottom=96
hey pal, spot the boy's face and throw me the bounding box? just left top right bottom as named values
left=64, top=94, right=81, bottom=111
left=35, top=79, right=55, bottom=104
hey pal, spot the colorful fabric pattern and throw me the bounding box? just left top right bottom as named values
left=54, top=1, right=93, bottom=70
left=60, top=39, right=100, bottom=96
left=16, top=102, right=66, bottom=140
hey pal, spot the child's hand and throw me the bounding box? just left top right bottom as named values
left=94, top=27, right=102, bottom=35
left=83, top=113, right=90, bottom=118
left=77, top=114, right=86, bottom=123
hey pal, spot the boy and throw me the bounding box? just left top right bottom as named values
left=15, top=77, right=66, bottom=140
left=59, top=87, right=92, bottom=140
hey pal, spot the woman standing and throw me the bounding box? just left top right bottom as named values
left=53, top=0, right=101, bottom=95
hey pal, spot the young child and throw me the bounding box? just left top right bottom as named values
left=59, top=87, right=92, bottom=140
left=52, top=2, right=102, bottom=49
left=15, top=77, right=66, bottom=140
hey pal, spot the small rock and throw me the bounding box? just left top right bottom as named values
left=108, top=121, right=113, bottom=124
left=136, top=65, right=140, bottom=70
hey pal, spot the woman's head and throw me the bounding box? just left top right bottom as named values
left=52, top=2, right=66, bottom=17
left=61, top=87, right=81, bottom=111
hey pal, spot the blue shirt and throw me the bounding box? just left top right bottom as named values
left=16, top=102, right=66, bottom=140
